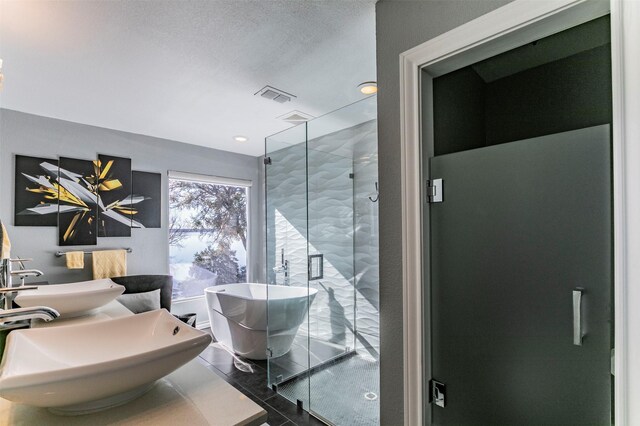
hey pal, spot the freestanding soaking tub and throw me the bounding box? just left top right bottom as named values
left=205, top=283, right=317, bottom=360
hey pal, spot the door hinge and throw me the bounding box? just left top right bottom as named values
left=426, top=178, right=443, bottom=203
left=429, top=379, right=446, bottom=408
left=264, top=156, right=272, bottom=165
left=266, top=347, right=273, bottom=358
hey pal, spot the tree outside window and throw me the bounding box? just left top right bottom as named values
left=169, top=178, right=248, bottom=300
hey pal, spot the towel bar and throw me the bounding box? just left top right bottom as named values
left=55, top=248, right=133, bottom=257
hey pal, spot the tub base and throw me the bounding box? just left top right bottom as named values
left=205, top=284, right=316, bottom=361
left=209, top=310, right=298, bottom=360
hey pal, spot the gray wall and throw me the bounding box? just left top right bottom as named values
left=375, top=1, right=513, bottom=423
left=0, top=109, right=263, bottom=285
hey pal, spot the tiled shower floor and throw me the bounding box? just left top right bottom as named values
left=277, top=354, right=380, bottom=426
left=267, top=334, right=349, bottom=385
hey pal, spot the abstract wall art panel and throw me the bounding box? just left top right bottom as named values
left=97, top=154, right=132, bottom=237
left=14, top=154, right=163, bottom=244
left=131, top=171, right=161, bottom=228
left=57, top=157, right=98, bottom=246
left=14, top=155, right=60, bottom=227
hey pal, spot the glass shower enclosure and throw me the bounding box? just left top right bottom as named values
left=265, top=95, right=379, bottom=425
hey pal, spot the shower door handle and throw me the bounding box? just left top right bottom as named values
left=573, top=288, right=584, bottom=346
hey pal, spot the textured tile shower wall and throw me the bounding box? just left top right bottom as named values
left=266, top=120, right=379, bottom=356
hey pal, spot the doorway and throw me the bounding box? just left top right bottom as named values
left=425, top=12, right=613, bottom=426
left=398, top=0, right=640, bottom=424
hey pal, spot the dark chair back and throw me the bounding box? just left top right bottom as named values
left=110, top=275, right=173, bottom=310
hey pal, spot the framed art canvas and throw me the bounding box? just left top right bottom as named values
left=57, top=157, right=98, bottom=246
left=14, top=155, right=59, bottom=226
left=132, top=171, right=161, bottom=228
left=97, top=154, right=132, bottom=237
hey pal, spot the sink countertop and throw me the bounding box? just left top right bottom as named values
left=0, top=302, right=267, bottom=426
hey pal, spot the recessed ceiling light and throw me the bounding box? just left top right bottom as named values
left=358, top=81, right=377, bottom=95
left=233, top=136, right=248, bottom=142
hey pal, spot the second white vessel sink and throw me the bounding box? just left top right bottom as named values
left=0, top=309, right=212, bottom=414
left=14, top=278, right=125, bottom=317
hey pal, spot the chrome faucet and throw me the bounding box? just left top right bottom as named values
left=0, top=259, right=57, bottom=329
left=1, top=258, right=35, bottom=287
left=0, top=306, right=59, bottom=323
left=1, top=258, right=43, bottom=309
left=0, top=305, right=60, bottom=330
left=10, top=269, right=43, bottom=286
left=272, top=248, right=290, bottom=286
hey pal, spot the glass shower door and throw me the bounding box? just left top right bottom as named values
left=306, top=137, right=356, bottom=424
left=305, top=97, right=378, bottom=425
left=265, top=123, right=310, bottom=405
left=429, top=125, right=612, bottom=425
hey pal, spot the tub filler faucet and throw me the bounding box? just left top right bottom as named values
left=272, top=248, right=289, bottom=286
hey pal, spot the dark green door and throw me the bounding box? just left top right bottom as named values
left=429, top=125, right=612, bottom=425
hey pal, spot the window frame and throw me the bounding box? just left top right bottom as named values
left=167, top=170, right=252, bottom=314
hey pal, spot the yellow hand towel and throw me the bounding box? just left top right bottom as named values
left=65, top=251, right=85, bottom=269
left=0, top=221, right=11, bottom=260
left=92, top=249, right=127, bottom=279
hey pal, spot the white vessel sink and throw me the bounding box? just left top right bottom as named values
left=0, top=309, right=212, bottom=414
left=14, top=278, right=125, bottom=317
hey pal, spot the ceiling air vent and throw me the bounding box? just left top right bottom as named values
left=277, top=110, right=315, bottom=124
left=255, top=85, right=296, bottom=104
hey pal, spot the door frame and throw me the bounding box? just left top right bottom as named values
left=399, top=0, right=640, bottom=424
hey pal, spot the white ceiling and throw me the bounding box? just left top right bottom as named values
left=0, top=0, right=377, bottom=157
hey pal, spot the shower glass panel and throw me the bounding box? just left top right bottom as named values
left=265, top=123, right=310, bottom=405
left=265, top=95, right=379, bottom=425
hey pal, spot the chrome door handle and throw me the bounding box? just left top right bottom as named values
left=573, top=288, right=584, bottom=346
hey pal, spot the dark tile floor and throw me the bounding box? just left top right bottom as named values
left=197, top=341, right=326, bottom=426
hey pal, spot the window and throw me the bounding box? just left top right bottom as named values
left=168, top=171, right=250, bottom=300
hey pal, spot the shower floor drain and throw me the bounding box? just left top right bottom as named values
left=364, top=392, right=378, bottom=401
